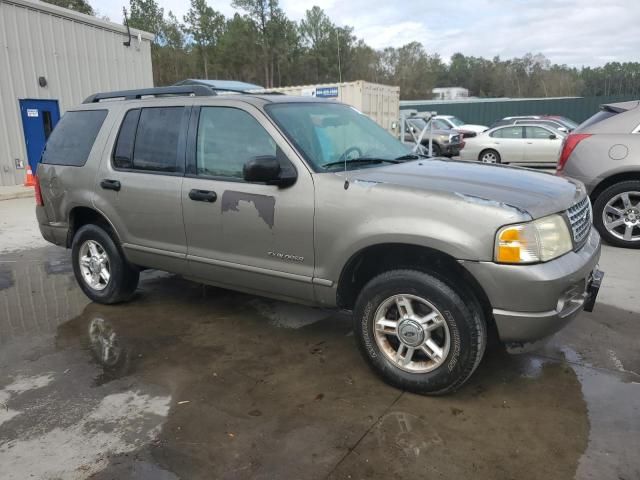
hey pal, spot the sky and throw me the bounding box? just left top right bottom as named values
left=96, top=0, right=640, bottom=67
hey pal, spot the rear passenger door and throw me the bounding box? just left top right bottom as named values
left=181, top=104, right=316, bottom=303
left=489, top=126, right=524, bottom=163
left=523, top=126, right=563, bottom=165
left=94, top=105, right=190, bottom=274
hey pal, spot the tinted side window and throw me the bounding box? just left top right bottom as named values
left=577, top=110, right=618, bottom=131
left=113, top=109, right=140, bottom=169
left=42, top=110, right=107, bottom=166
left=196, top=107, right=276, bottom=178
left=133, top=107, right=185, bottom=172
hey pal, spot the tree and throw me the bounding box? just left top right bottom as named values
left=42, top=0, right=93, bottom=15
left=232, top=0, right=286, bottom=87
left=184, top=0, right=225, bottom=79
left=127, top=0, right=164, bottom=40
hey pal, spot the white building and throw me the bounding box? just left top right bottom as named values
left=432, top=87, right=469, bottom=101
left=0, top=0, right=154, bottom=187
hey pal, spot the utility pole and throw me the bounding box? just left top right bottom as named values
left=336, top=29, right=342, bottom=83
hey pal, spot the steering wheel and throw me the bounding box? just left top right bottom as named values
left=338, top=146, right=363, bottom=162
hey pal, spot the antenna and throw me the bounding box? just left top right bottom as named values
left=122, top=7, right=132, bottom=47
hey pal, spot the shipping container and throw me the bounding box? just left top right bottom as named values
left=255, top=81, right=400, bottom=133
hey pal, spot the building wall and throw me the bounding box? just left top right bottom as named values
left=0, top=0, right=153, bottom=187
left=400, top=95, right=639, bottom=127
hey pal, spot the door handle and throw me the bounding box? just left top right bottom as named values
left=189, top=189, right=217, bottom=203
left=100, top=179, right=121, bottom=191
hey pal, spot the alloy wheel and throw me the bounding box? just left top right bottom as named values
left=79, top=240, right=111, bottom=291
left=481, top=151, right=498, bottom=163
left=373, top=294, right=451, bottom=373
left=602, top=191, right=640, bottom=243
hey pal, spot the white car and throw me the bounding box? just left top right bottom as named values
left=434, top=115, right=488, bottom=134
left=460, top=124, right=565, bottom=166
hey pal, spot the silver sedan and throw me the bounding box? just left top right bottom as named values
left=460, top=124, right=565, bottom=166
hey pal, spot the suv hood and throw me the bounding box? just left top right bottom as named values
left=350, top=159, right=584, bottom=219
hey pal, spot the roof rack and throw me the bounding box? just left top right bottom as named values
left=82, top=85, right=215, bottom=103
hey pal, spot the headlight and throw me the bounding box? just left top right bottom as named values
left=495, top=214, right=573, bottom=264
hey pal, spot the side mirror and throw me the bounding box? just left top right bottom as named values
left=549, top=133, right=557, bottom=140
left=243, top=155, right=296, bottom=187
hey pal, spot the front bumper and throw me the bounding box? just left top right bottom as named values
left=442, top=143, right=463, bottom=157
left=461, top=227, right=602, bottom=343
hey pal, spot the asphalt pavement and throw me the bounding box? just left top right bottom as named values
left=0, top=196, right=638, bottom=480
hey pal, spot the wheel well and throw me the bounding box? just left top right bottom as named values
left=590, top=171, right=640, bottom=202
left=67, top=207, right=117, bottom=247
left=336, top=243, right=494, bottom=328
left=478, top=148, right=498, bottom=160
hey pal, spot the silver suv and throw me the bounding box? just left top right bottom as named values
left=558, top=100, right=640, bottom=248
left=35, top=86, right=603, bottom=395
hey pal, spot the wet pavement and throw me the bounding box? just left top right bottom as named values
left=0, top=245, right=639, bottom=479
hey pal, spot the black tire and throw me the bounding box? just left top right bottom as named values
left=429, top=143, right=442, bottom=157
left=479, top=149, right=501, bottom=164
left=593, top=180, right=640, bottom=249
left=71, top=224, right=139, bottom=304
left=353, top=270, right=486, bottom=395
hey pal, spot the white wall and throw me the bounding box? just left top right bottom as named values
left=0, top=0, right=154, bottom=186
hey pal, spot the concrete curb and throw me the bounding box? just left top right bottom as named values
left=0, top=187, right=34, bottom=202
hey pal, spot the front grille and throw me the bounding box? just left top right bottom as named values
left=567, top=197, right=591, bottom=245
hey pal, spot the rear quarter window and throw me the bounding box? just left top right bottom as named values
left=41, top=110, right=107, bottom=166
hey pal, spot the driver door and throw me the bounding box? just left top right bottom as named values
left=181, top=104, right=316, bottom=303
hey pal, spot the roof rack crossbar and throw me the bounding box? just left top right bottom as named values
left=83, top=85, right=215, bottom=103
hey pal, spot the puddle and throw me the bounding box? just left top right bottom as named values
left=0, top=246, right=638, bottom=479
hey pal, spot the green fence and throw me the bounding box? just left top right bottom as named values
left=400, top=95, right=639, bottom=126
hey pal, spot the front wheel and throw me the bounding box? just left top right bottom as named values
left=72, top=224, right=140, bottom=304
left=353, top=270, right=486, bottom=395
left=479, top=149, right=501, bottom=164
left=593, top=181, right=640, bottom=248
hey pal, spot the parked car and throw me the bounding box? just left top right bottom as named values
left=434, top=115, right=488, bottom=134
left=558, top=100, right=640, bottom=249
left=35, top=85, right=603, bottom=395
left=429, top=117, right=478, bottom=139
left=460, top=124, right=565, bottom=166
left=490, top=115, right=578, bottom=133
left=404, top=117, right=464, bottom=157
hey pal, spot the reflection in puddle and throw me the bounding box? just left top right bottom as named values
left=88, top=316, right=133, bottom=386
left=375, top=411, right=442, bottom=458
left=562, top=346, right=640, bottom=479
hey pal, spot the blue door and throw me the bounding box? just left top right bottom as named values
left=19, top=99, right=61, bottom=172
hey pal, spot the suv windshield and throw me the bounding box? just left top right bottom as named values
left=445, top=116, right=465, bottom=127
left=267, top=103, right=410, bottom=171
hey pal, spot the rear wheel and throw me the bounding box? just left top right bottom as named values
left=353, top=270, right=486, bottom=395
left=72, top=224, right=139, bottom=304
left=593, top=181, right=640, bottom=248
left=479, top=149, right=501, bottom=164
left=429, top=143, right=442, bottom=157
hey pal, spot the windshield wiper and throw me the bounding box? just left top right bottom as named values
left=394, top=153, right=428, bottom=161
left=322, top=157, right=399, bottom=169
